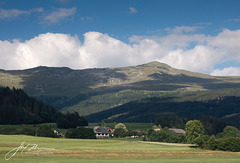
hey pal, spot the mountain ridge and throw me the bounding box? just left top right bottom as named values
left=1, top=61, right=240, bottom=119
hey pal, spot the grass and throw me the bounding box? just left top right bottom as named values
left=0, top=134, right=240, bottom=162
left=0, top=72, right=23, bottom=89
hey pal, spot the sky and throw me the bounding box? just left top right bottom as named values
left=0, top=0, right=240, bottom=76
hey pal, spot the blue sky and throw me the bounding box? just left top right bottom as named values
left=0, top=0, right=240, bottom=76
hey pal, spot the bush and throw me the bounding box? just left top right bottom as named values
left=113, top=128, right=127, bottom=138
left=216, top=126, right=239, bottom=138
left=0, top=127, right=18, bottom=135
left=148, top=131, right=160, bottom=141
left=0, top=127, right=36, bottom=136
left=147, top=127, right=186, bottom=143
left=217, top=137, right=240, bottom=152
left=206, top=137, right=240, bottom=152
left=37, top=125, right=57, bottom=138
left=206, top=136, right=217, bottom=150
left=20, top=127, right=36, bottom=136
left=147, top=129, right=154, bottom=137
left=65, top=128, right=96, bottom=139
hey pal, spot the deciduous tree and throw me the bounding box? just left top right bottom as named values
left=185, top=120, right=205, bottom=145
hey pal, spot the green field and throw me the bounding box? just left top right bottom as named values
left=1, top=135, right=240, bottom=162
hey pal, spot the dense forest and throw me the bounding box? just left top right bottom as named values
left=86, top=96, right=240, bottom=128
left=0, top=87, right=88, bottom=127
left=0, top=87, right=59, bottom=124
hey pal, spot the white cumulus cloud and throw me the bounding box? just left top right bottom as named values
left=1, top=27, right=240, bottom=76
left=209, top=29, right=240, bottom=62
left=0, top=33, right=81, bottom=70
left=211, top=67, right=240, bottom=76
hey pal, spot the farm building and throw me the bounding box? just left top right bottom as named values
left=84, top=126, right=110, bottom=138
left=169, top=128, right=186, bottom=134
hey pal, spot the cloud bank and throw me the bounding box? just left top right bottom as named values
left=211, top=67, right=240, bottom=76
left=1, top=27, right=240, bottom=76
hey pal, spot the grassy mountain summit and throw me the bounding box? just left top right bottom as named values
left=1, top=61, right=240, bottom=119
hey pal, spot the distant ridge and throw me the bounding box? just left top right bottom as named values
left=0, top=61, right=240, bottom=123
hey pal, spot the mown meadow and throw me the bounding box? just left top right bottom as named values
left=0, top=134, right=240, bottom=163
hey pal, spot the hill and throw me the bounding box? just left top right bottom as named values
left=86, top=96, right=240, bottom=128
left=1, top=61, right=240, bottom=122
left=0, top=87, right=58, bottom=124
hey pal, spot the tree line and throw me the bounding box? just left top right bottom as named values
left=145, top=120, right=240, bottom=152
left=0, top=87, right=58, bottom=124
left=86, top=96, right=240, bottom=128
left=155, top=116, right=232, bottom=135
left=0, top=87, right=88, bottom=128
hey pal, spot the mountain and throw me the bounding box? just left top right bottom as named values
left=1, top=61, right=240, bottom=122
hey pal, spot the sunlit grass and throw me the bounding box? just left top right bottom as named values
left=1, top=134, right=240, bottom=163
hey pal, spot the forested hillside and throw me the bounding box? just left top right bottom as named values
left=0, top=87, right=58, bottom=124
left=86, top=96, right=240, bottom=128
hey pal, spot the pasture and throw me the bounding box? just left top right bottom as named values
left=0, top=134, right=240, bottom=162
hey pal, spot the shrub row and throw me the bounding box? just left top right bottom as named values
left=146, top=127, right=186, bottom=143
left=206, top=137, right=240, bottom=152
left=0, top=127, right=35, bottom=136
